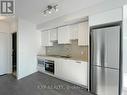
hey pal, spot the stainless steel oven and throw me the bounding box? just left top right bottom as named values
left=45, top=59, right=54, bottom=74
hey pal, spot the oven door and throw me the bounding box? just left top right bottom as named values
left=45, top=60, right=54, bottom=74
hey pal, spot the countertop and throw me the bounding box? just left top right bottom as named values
left=37, top=55, right=88, bottom=62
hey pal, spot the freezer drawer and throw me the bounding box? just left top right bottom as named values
left=91, top=66, right=119, bottom=95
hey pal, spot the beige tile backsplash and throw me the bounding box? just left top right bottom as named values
left=46, top=40, right=88, bottom=61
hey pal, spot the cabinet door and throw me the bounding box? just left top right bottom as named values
left=63, top=60, right=88, bottom=86
left=47, top=30, right=53, bottom=46
left=58, top=26, right=71, bottom=44
left=70, top=24, right=78, bottom=40
left=41, top=31, right=47, bottom=46
left=78, top=22, right=89, bottom=46
left=41, top=31, right=53, bottom=46
left=55, top=59, right=64, bottom=78
left=50, top=28, right=58, bottom=42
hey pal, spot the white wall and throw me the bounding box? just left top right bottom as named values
left=0, top=22, right=10, bottom=33
left=89, top=8, right=122, bottom=26
left=123, top=5, right=127, bottom=74
left=0, top=21, right=12, bottom=74
left=10, top=19, right=18, bottom=33
left=123, top=5, right=127, bottom=95
left=17, top=18, right=41, bottom=79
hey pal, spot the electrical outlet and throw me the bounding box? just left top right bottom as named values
left=81, top=51, right=84, bottom=55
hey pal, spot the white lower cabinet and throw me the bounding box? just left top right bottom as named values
left=55, top=58, right=63, bottom=78
left=55, top=58, right=88, bottom=86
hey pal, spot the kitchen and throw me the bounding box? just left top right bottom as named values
left=36, top=6, right=126, bottom=95
left=37, top=21, right=89, bottom=87
left=0, top=0, right=127, bottom=95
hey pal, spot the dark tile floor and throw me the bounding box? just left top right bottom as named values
left=0, top=72, right=93, bottom=95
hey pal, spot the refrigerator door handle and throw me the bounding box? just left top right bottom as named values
left=100, top=35, right=105, bottom=67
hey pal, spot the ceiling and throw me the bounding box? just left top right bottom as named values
left=16, top=0, right=105, bottom=24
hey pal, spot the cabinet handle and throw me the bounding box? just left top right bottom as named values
left=76, top=61, right=81, bottom=64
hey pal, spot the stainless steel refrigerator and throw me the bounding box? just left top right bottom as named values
left=90, top=23, right=122, bottom=95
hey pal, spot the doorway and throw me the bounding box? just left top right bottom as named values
left=12, top=32, right=17, bottom=77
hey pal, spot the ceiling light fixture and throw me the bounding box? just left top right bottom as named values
left=42, top=4, right=58, bottom=16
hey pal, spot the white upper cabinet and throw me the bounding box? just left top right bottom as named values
left=50, top=28, right=58, bottom=42
left=70, top=24, right=78, bottom=40
left=41, top=21, right=89, bottom=46
left=41, top=31, right=46, bottom=46
left=78, top=22, right=89, bottom=46
left=41, top=30, right=53, bottom=46
left=58, top=26, right=71, bottom=44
